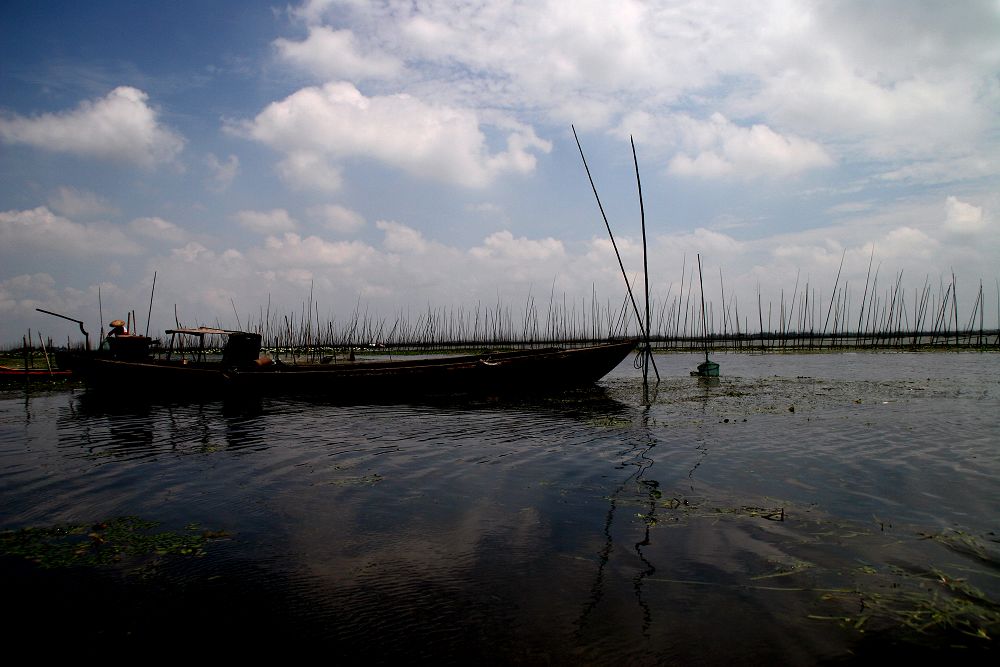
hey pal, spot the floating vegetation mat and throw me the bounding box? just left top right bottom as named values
left=811, top=564, right=1000, bottom=643
left=0, top=516, right=229, bottom=571
left=625, top=490, right=1000, bottom=650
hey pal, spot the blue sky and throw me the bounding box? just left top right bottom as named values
left=2, top=0, right=998, bottom=345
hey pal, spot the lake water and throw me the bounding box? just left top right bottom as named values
left=2, top=351, right=998, bottom=663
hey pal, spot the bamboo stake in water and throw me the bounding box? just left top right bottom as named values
left=37, top=331, right=53, bottom=376
left=822, top=250, right=846, bottom=347
left=572, top=127, right=653, bottom=351
left=145, top=271, right=157, bottom=337
left=697, top=254, right=709, bottom=364
left=951, top=270, right=959, bottom=348
left=631, top=135, right=658, bottom=382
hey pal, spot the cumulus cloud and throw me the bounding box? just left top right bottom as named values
left=0, top=206, right=142, bottom=255
left=772, top=240, right=846, bottom=268
left=288, top=0, right=339, bottom=25
left=659, top=113, right=833, bottom=179
left=171, top=241, right=216, bottom=264
left=234, top=209, right=297, bottom=234
left=943, top=196, right=987, bottom=234
left=205, top=153, right=240, bottom=192
left=0, top=273, right=100, bottom=341
left=238, top=81, right=551, bottom=189
left=880, top=226, right=937, bottom=259
left=377, top=220, right=431, bottom=254
left=271, top=1, right=997, bottom=187
left=390, top=0, right=765, bottom=120
left=0, top=86, right=184, bottom=166
left=47, top=187, right=119, bottom=219
left=743, top=63, right=988, bottom=164
left=275, top=26, right=403, bottom=80
left=724, top=3, right=1000, bottom=175
left=275, top=152, right=344, bottom=192
left=0, top=273, right=58, bottom=315
left=130, top=216, right=188, bottom=244
left=470, top=231, right=565, bottom=261
left=659, top=228, right=745, bottom=257
left=256, top=232, right=377, bottom=267
left=308, top=204, right=366, bottom=233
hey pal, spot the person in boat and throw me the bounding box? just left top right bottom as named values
left=107, top=319, right=129, bottom=337
left=100, top=319, right=131, bottom=352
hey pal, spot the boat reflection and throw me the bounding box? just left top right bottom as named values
left=59, top=391, right=268, bottom=460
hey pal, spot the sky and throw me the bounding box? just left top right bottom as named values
left=2, top=0, right=998, bottom=346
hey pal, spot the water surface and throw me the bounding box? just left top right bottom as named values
left=2, top=351, right=998, bottom=662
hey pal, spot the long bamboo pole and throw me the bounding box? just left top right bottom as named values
left=572, top=126, right=657, bottom=375
left=145, top=271, right=157, bottom=337
left=631, top=135, right=658, bottom=382
left=37, top=331, right=53, bottom=376
left=697, top=254, right=709, bottom=364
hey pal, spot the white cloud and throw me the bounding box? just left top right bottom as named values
left=653, top=113, right=833, bottom=179
left=47, top=187, right=118, bottom=219
left=744, top=64, right=989, bottom=163
left=239, top=82, right=551, bottom=189
left=130, top=216, right=188, bottom=244
left=271, top=1, right=997, bottom=188
left=256, top=232, right=377, bottom=267
left=878, top=155, right=1000, bottom=185
left=0, top=273, right=100, bottom=340
left=308, top=204, right=366, bottom=234
left=470, top=230, right=565, bottom=262
left=809, top=1, right=1000, bottom=77
left=234, top=209, right=297, bottom=234
left=205, top=153, right=240, bottom=192
left=0, top=206, right=142, bottom=255
left=772, top=239, right=846, bottom=268
left=943, top=196, right=987, bottom=234
left=288, top=0, right=340, bottom=25
left=5, top=204, right=993, bottom=345
left=658, top=228, right=745, bottom=257
left=0, top=273, right=57, bottom=316
left=276, top=152, right=344, bottom=192
left=0, top=86, right=184, bottom=166
left=880, top=226, right=937, bottom=259
left=584, top=235, right=640, bottom=267
left=275, top=26, right=403, bottom=80
left=171, top=241, right=215, bottom=264
left=725, top=3, right=1000, bottom=176
left=377, top=220, right=430, bottom=254
left=392, top=0, right=763, bottom=121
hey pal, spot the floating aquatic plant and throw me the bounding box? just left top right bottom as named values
left=0, top=516, right=229, bottom=569
left=812, top=565, right=1000, bottom=645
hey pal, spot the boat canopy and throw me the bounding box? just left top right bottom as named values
left=165, top=327, right=246, bottom=337
left=164, top=327, right=262, bottom=366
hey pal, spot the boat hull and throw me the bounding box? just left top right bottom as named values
left=60, top=340, right=638, bottom=400
left=0, top=366, right=73, bottom=379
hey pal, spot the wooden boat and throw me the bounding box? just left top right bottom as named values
left=58, top=327, right=638, bottom=400
left=0, top=365, right=73, bottom=378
